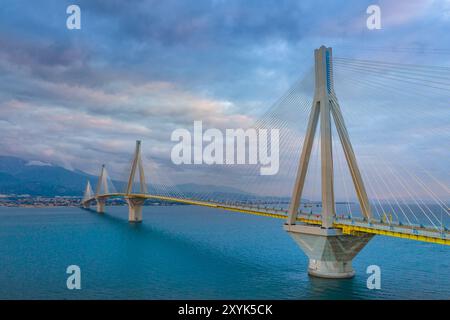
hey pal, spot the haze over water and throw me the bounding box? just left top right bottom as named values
left=0, top=205, right=449, bottom=299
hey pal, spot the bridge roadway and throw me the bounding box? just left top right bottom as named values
left=83, top=193, right=449, bottom=246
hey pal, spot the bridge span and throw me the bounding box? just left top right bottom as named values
left=82, top=192, right=449, bottom=246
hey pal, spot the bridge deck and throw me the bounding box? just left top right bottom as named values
left=82, top=193, right=449, bottom=246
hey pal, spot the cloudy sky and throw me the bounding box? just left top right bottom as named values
left=0, top=0, right=449, bottom=200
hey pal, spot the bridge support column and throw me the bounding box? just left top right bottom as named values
left=126, top=197, right=145, bottom=223
left=284, top=224, right=373, bottom=278
left=96, top=198, right=106, bottom=213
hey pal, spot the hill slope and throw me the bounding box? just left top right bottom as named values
left=0, top=156, right=254, bottom=198
left=0, top=156, right=94, bottom=196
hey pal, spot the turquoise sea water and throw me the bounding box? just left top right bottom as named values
left=0, top=206, right=449, bottom=299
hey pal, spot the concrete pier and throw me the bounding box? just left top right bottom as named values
left=126, top=197, right=146, bottom=223
left=96, top=197, right=106, bottom=213
left=82, top=202, right=91, bottom=209
left=284, top=224, right=373, bottom=278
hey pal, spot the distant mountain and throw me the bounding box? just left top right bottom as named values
left=0, top=172, right=18, bottom=185
left=0, top=156, right=254, bottom=198
left=175, top=183, right=251, bottom=196
left=159, top=183, right=254, bottom=201
left=0, top=156, right=95, bottom=196
left=0, top=156, right=27, bottom=175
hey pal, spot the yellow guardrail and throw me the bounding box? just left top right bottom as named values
left=82, top=193, right=449, bottom=246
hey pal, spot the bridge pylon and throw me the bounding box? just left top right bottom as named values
left=82, top=181, right=94, bottom=209
left=284, top=46, right=373, bottom=278
left=95, top=164, right=109, bottom=213
left=125, top=140, right=148, bottom=223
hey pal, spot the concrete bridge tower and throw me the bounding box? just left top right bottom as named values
left=95, top=164, right=109, bottom=213
left=82, top=181, right=94, bottom=209
left=125, top=140, right=148, bottom=223
left=284, top=46, right=373, bottom=278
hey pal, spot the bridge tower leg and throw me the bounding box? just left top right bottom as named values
left=125, top=140, right=148, bottom=223
left=285, top=46, right=374, bottom=279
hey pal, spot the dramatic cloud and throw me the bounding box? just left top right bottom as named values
left=0, top=0, right=449, bottom=199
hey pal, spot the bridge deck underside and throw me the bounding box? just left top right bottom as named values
left=83, top=193, right=449, bottom=245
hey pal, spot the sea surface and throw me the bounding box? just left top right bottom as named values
left=0, top=205, right=449, bottom=300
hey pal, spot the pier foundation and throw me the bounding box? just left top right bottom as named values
left=284, top=224, right=373, bottom=278
left=96, top=198, right=106, bottom=213
left=126, top=197, right=145, bottom=223
left=82, top=202, right=91, bottom=209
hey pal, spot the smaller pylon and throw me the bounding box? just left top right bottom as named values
left=95, top=164, right=109, bottom=196
left=126, top=140, right=147, bottom=223
left=95, top=164, right=110, bottom=213
left=126, top=140, right=148, bottom=195
left=82, top=181, right=94, bottom=208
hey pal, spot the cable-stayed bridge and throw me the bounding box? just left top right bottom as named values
left=81, top=46, right=449, bottom=278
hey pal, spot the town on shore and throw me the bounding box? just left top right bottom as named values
left=0, top=195, right=186, bottom=208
